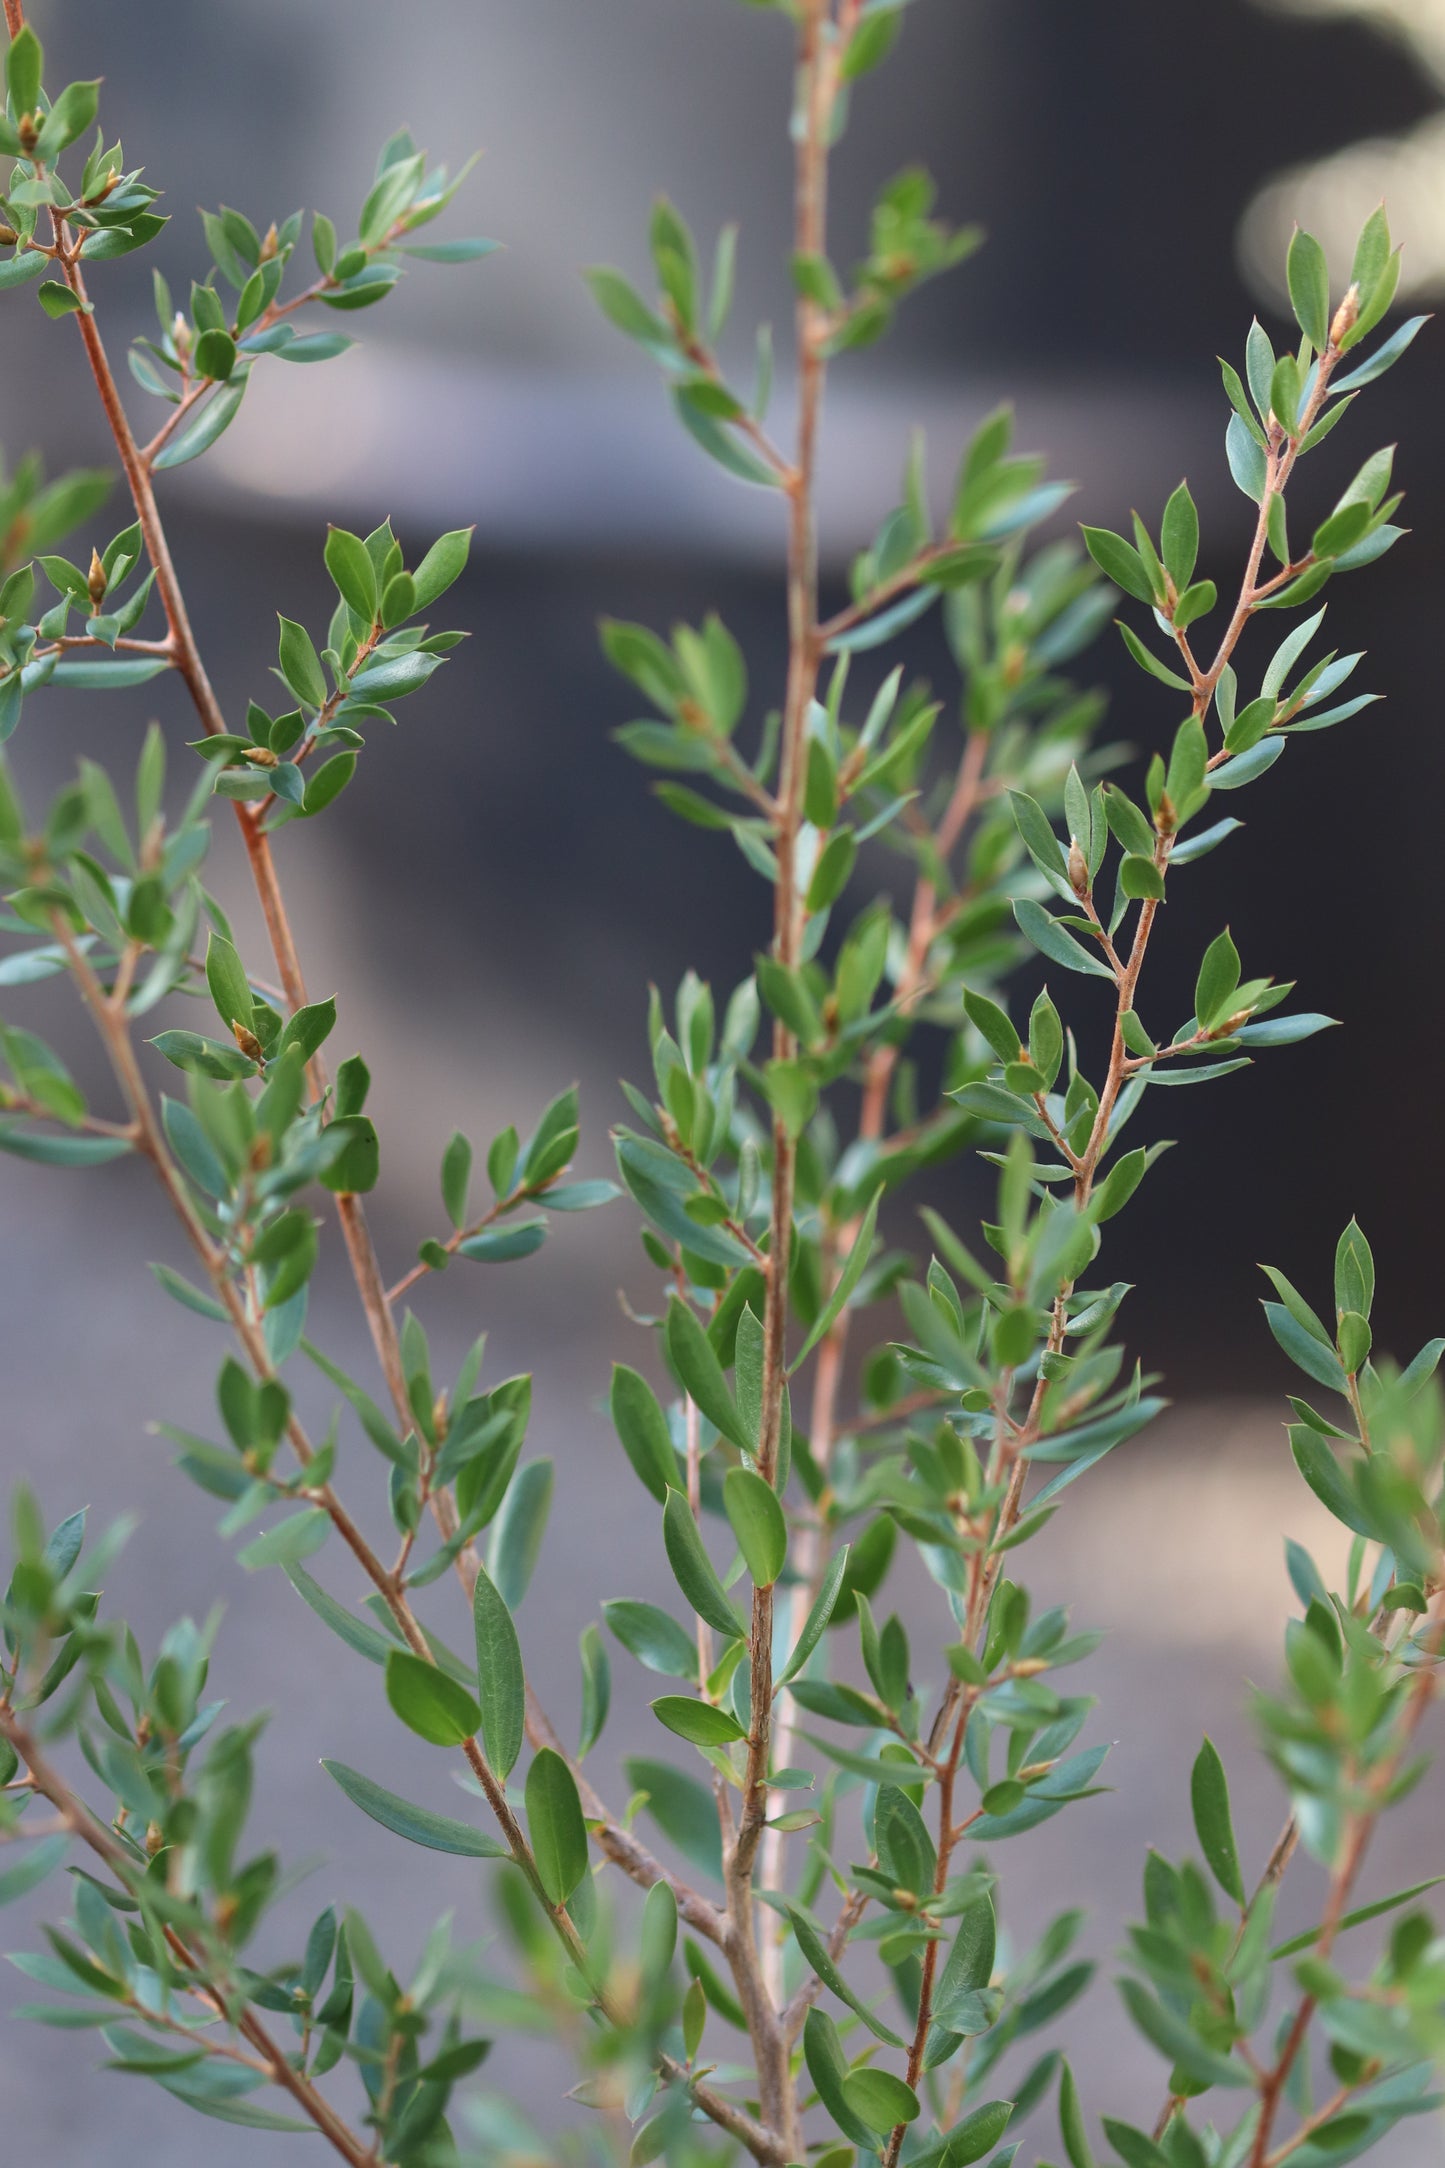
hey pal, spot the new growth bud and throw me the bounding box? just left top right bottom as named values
left=86, top=549, right=107, bottom=609
left=260, top=221, right=279, bottom=261
left=1067, top=838, right=1089, bottom=898
left=0, top=223, right=17, bottom=247
left=17, top=114, right=38, bottom=155
left=1329, top=282, right=1360, bottom=350
left=231, top=1019, right=265, bottom=1065
left=240, top=745, right=279, bottom=767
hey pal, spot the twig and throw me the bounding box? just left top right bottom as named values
left=0, top=1707, right=375, bottom=2168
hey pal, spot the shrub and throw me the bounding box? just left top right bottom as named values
left=0, top=3, right=1439, bottom=2166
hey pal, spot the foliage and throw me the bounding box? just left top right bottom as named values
left=0, top=6, right=1441, bottom=2168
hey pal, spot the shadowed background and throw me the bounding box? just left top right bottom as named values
left=2, top=0, right=1443, bottom=2158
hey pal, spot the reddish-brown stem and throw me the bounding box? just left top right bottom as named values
left=816, top=537, right=966, bottom=648
left=724, top=11, right=863, bottom=2151
left=760, top=724, right=992, bottom=1996
left=1243, top=1604, right=1444, bottom=2168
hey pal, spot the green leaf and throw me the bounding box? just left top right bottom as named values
left=525, top=1747, right=589, bottom=1905
left=202, top=927, right=253, bottom=1036
left=1160, top=482, right=1199, bottom=589
left=803, top=2008, right=879, bottom=2149
left=277, top=615, right=327, bottom=709
left=610, top=1365, right=678, bottom=1502
left=672, top=387, right=781, bottom=488
left=384, top=1648, right=480, bottom=1747
left=1330, top=314, right=1427, bottom=394
left=48, top=656, right=170, bottom=689
left=603, top=1598, right=698, bottom=1680
left=152, top=377, right=247, bottom=470
left=841, top=2066, right=920, bottom=2135
left=586, top=266, right=675, bottom=357
left=192, top=329, right=237, bottom=383
left=37, top=281, right=89, bottom=320
left=6, top=27, right=43, bottom=119
left=0, top=249, right=46, bottom=295
left=1269, top=1875, right=1445, bottom=1959
left=473, top=1564, right=524, bottom=1779
left=578, top=1622, right=610, bottom=1758
left=1101, top=2121, right=1171, bottom=2168
left=324, top=527, right=378, bottom=622
left=806, top=829, right=857, bottom=911
left=1287, top=227, right=1330, bottom=349
left=1290, top=1427, right=1374, bottom=1536
left=624, top=1756, right=722, bottom=1880
left=320, top=1113, right=379, bottom=1194
left=1080, top=526, right=1154, bottom=604
left=662, top=1487, right=746, bottom=1639
left=963, top=987, right=1021, bottom=1064
left=1334, top=1216, right=1375, bottom=1322
left=779, top=1546, right=850, bottom=1683
left=1190, top=1737, right=1245, bottom=1905
left=793, top=1187, right=882, bottom=1368
left=322, top=1760, right=504, bottom=1857
left=486, top=1458, right=552, bottom=1609
left=0, top=1831, right=67, bottom=1907
left=1013, top=898, right=1114, bottom=980
left=786, top=1901, right=904, bottom=2044
left=1119, top=1978, right=1249, bottom=2088
left=458, top=1219, right=546, bottom=1263
left=1117, top=620, right=1191, bottom=690
left=945, top=2100, right=1015, bottom=2164
left=1194, top=929, right=1239, bottom=1029
left=149, top=1030, right=254, bottom=1081
left=287, top=1564, right=395, bottom=1666
left=650, top=1695, right=746, bottom=1746
left=439, top=1130, right=472, bottom=1229
left=237, top=1507, right=329, bottom=1571
left=1173, top=578, right=1216, bottom=630
left=409, top=527, right=473, bottom=611
left=0, top=1126, right=130, bottom=1168
left=1120, top=855, right=1163, bottom=902
left=723, top=1466, right=787, bottom=1587
left=665, top=1296, right=750, bottom=1452
left=35, top=77, right=99, bottom=158
left=1059, top=2061, right=1096, bottom=2168
left=1226, top=413, right=1268, bottom=502
left=1266, top=1309, right=1349, bottom=1395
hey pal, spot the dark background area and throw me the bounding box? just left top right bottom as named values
left=3, top=0, right=1444, bottom=2159
left=11, top=0, right=1434, bottom=1389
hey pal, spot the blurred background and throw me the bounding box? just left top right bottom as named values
left=2, top=0, right=1444, bottom=2157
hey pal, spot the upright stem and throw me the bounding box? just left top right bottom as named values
left=725, top=8, right=857, bottom=2147
left=878, top=329, right=1357, bottom=2168
left=759, top=724, right=991, bottom=2000
left=1243, top=1604, right=1444, bottom=2168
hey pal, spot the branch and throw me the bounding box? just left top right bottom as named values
left=0, top=1708, right=375, bottom=2168
left=759, top=723, right=992, bottom=1998
left=48, top=233, right=416, bottom=1457
left=1243, top=1602, right=1444, bottom=2168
